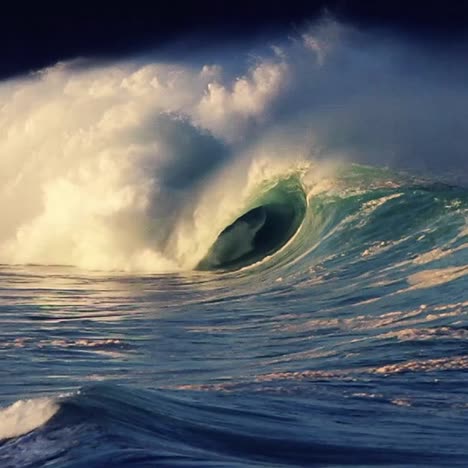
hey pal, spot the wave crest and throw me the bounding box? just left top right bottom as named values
left=0, top=398, right=59, bottom=440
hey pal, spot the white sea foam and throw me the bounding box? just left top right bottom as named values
left=0, top=39, right=302, bottom=272
left=1, top=19, right=467, bottom=272
left=407, top=266, right=468, bottom=289
left=0, top=397, right=59, bottom=440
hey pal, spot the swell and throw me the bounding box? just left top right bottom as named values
left=0, top=384, right=454, bottom=467
left=240, top=167, right=468, bottom=279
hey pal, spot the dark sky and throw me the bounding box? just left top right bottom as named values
left=2, top=1, right=468, bottom=79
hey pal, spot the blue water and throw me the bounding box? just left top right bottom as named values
left=1, top=165, right=467, bottom=466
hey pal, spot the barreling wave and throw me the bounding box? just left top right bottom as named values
left=1, top=18, right=467, bottom=274
left=216, top=165, right=468, bottom=284
left=1, top=16, right=468, bottom=468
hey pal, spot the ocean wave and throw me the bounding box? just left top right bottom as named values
left=1, top=16, right=468, bottom=468
left=1, top=19, right=467, bottom=273
left=0, top=384, right=457, bottom=467
left=0, top=397, right=59, bottom=440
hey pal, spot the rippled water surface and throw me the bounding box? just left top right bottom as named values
left=1, top=168, right=467, bottom=467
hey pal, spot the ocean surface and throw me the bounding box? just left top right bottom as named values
left=1, top=164, right=467, bottom=467
left=1, top=20, right=468, bottom=467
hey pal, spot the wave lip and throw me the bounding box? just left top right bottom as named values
left=197, top=178, right=307, bottom=271
left=0, top=398, right=59, bottom=440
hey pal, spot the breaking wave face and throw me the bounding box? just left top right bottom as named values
left=0, top=19, right=468, bottom=273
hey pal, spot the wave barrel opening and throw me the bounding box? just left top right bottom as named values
left=197, top=179, right=307, bottom=271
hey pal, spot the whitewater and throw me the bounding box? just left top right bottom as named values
left=0, top=19, right=467, bottom=467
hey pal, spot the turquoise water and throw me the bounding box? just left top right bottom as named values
left=1, top=165, right=467, bottom=466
